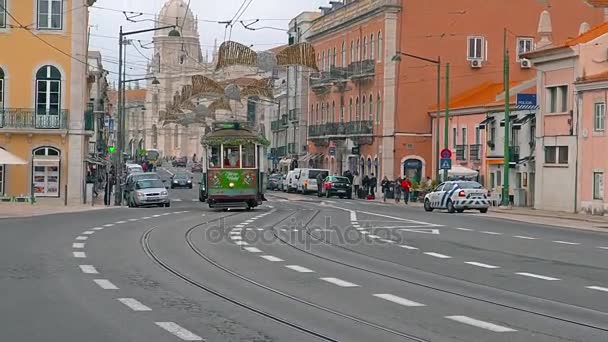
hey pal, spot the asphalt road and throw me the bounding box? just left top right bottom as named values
left=1, top=168, right=607, bottom=341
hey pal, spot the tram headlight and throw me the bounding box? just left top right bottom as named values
left=229, top=182, right=235, bottom=188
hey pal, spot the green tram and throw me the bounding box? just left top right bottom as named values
left=201, top=122, right=268, bottom=210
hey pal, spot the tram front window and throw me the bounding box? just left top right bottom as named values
left=209, top=146, right=220, bottom=168
left=223, top=145, right=240, bottom=168
left=242, top=144, right=256, bottom=168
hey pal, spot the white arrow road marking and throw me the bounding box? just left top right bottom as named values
left=516, top=272, right=560, bottom=281
left=285, top=265, right=315, bottom=273
left=117, top=298, right=152, bottom=311
left=93, top=279, right=119, bottom=290
left=373, top=294, right=426, bottom=307
left=320, top=277, right=359, bottom=287
left=155, top=322, right=203, bottom=341
left=446, top=315, right=517, bottom=332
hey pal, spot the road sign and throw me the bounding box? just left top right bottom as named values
left=440, top=148, right=452, bottom=159
left=440, top=158, right=452, bottom=170
left=516, top=93, right=538, bottom=110
left=351, top=146, right=360, bottom=155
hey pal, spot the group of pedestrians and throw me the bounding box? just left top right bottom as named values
left=348, top=171, right=378, bottom=199
left=380, top=175, right=413, bottom=204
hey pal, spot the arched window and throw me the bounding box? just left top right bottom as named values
left=326, top=49, right=331, bottom=70
left=378, top=31, right=383, bottom=62
left=355, top=97, right=360, bottom=121
left=321, top=103, right=325, bottom=123
left=174, top=126, right=179, bottom=148
left=341, top=41, right=346, bottom=66
left=369, top=94, right=373, bottom=122
left=362, top=96, right=367, bottom=120
left=152, top=125, right=158, bottom=148
left=377, top=92, right=382, bottom=123
left=32, top=146, right=61, bottom=197
left=340, top=99, right=345, bottom=122
left=349, top=98, right=353, bottom=121
left=356, top=39, right=360, bottom=61
left=35, top=65, right=61, bottom=128
left=350, top=41, right=354, bottom=64
left=370, top=34, right=375, bottom=60
left=331, top=101, right=335, bottom=123
left=363, top=36, right=367, bottom=59
left=374, top=157, right=379, bottom=177
left=326, top=102, right=330, bottom=122
left=332, top=47, right=337, bottom=67
left=0, top=67, right=4, bottom=110
left=316, top=103, right=319, bottom=123
left=321, top=51, right=325, bottom=71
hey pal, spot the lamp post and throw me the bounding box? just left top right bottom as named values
left=392, top=52, right=441, bottom=181
left=114, top=25, right=178, bottom=206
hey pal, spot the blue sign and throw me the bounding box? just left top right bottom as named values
left=516, top=93, right=538, bottom=110
left=404, top=159, right=422, bottom=169
left=440, top=158, right=452, bottom=170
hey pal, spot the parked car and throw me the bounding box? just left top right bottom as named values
left=277, top=174, right=286, bottom=191
left=124, top=172, right=163, bottom=201
left=423, top=180, right=490, bottom=213
left=320, top=176, right=352, bottom=199
left=267, top=174, right=282, bottom=190
left=172, top=157, right=187, bottom=168
left=297, top=168, right=330, bottom=194
left=127, top=179, right=170, bottom=208
left=191, top=163, right=203, bottom=173
left=125, top=163, right=143, bottom=174
left=171, top=173, right=193, bottom=189
left=284, top=170, right=298, bottom=193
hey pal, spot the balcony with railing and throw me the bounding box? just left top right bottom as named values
left=308, top=120, right=373, bottom=138
left=0, top=108, right=69, bottom=130
left=509, top=146, right=520, bottom=164
left=469, top=144, right=482, bottom=161
left=348, top=59, right=375, bottom=79
left=310, top=71, right=334, bottom=89
left=85, top=109, right=95, bottom=132
left=456, top=145, right=467, bottom=161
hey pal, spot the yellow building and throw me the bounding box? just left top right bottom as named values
left=0, top=0, right=95, bottom=202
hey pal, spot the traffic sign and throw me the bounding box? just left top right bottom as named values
left=440, top=148, right=452, bottom=159
left=108, top=146, right=116, bottom=154
left=440, top=158, right=452, bottom=170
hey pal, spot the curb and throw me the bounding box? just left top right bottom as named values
left=490, top=209, right=608, bottom=225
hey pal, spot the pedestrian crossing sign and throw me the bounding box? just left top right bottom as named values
left=440, top=158, right=452, bottom=170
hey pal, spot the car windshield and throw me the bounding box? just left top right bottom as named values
left=309, top=170, right=327, bottom=179
left=457, top=181, right=484, bottom=189
left=136, top=180, right=164, bottom=189
left=134, top=173, right=160, bottom=180
left=174, top=174, right=189, bottom=180
left=329, top=176, right=350, bottom=183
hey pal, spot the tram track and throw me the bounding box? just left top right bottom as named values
left=268, top=204, right=608, bottom=334
left=142, top=208, right=430, bottom=342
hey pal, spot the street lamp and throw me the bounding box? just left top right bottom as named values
left=392, top=52, right=442, bottom=181
left=114, top=25, right=175, bottom=206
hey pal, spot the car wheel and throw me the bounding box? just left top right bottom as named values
left=326, top=191, right=330, bottom=198
left=347, top=193, right=352, bottom=199
left=339, top=195, right=344, bottom=199
left=479, top=208, right=488, bottom=213
left=165, top=202, right=171, bottom=208
left=456, top=209, right=465, bottom=213
left=424, top=199, right=434, bottom=212
left=447, top=200, right=456, bottom=213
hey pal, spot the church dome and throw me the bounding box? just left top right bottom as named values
left=156, top=0, right=198, bottom=37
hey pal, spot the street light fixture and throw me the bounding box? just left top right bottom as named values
left=392, top=52, right=442, bottom=181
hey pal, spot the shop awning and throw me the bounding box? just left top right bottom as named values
left=0, top=149, right=27, bottom=165
left=512, top=113, right=535, bottom=128
left=299, top=152, right=324, bottom=163
left=478, top=117, right=494, bottom=129
left=439, top=165, right=479, bottom=178
left=499, top=115, right=519, bottom=127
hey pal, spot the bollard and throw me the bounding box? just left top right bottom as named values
left=64, top=184, right=68, bottom=206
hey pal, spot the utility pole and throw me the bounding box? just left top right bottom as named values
left=435, top=56, right=441, bottom=181
left=501, top=28, right=511, bottom=206
left=114, top=26, right=124, bottom=205
left=443, top=63, right=450, bottom=181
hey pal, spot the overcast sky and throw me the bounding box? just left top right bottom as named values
left=90, top=0, right=327, bottom=81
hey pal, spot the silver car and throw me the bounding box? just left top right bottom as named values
left=127, top=179, right=170, bottom=208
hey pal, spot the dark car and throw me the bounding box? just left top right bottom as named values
left=172, top=157, right=187, bottom=168
left=267, top=174, right=282, bottom=190
left=198, top=176, right=207, bottom=202
left=191, top=163, right=203, bottom=173
left=170, top=173, right=193, bottom=189
left=321, top=176, right=352, bottom=199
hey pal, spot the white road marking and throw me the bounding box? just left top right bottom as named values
left=256, top=228, right=264, bottom=231
left=128, top=218, right=138, bottom=221
left=513, top=235, right=537, bottom=240
left=356, top=210, right=434, bottom=226
left=553, top=240, right=580, bottom=245
left=446, top=315, right=517, bottom=332
left=79, top=265, right=98, bottom=274
left=424, top=252, right=452, bottom=259
left=141, top=216, right=151, bottom=220
left=103, top=224, right=114, bottom=227
left=356, top=227, right=366, bottom=231
left=367, top=235, right=381, bottom=239
left=73, top=252, right=86, bottom=258
left=245, top=220, right=254, bottom=223
left=117, top=298, right=152, bottom=311
left=516, top=272, right=560, bottom=281
left=320, top=277, right=359, bottom=287
left=267, top=205, right=274, bottom=208
left=192, top=199, right=198, bottom=202
left=93, top=279, right=119, bottom=290
left=161, top=213, right=170, bottom=216
left=454, top=227, right=474, bottom=231
left=399, top=228, right=441, bottom=235
left=173, top=199, right=183, bottom=202
left=465, top=262, right=500, bottom=269
left=72, top=243, right=85, bottom=249
left=399, top=245, right=419, bottom=250
left=360, top=231, right=369, bottom=235
left=260, top=255, right=284, bottom=262
left=82, top=231, right=95, bottom=235
left=244, top=247, right=262, bottom=253
left=586, top=286, right=608, bottom=292
left=152, top=215, right=161, bottom=218
left=373, top=293, right=426, bottom=307
left=280, top=228, right=288, bottom=232
left=480, top=231, right=502, bottom=235
left=155, top=322, right=203, bottom=341
left=230, top=231, right=241, bottom=234
left=379, top=239, right=396, bottom=243
left=116, top=220, right=127, bottom=223
left=285, top=265, right=315, bottom=273
left=93, top=227, right=104, bottom=231
left=234, top=241, right=249, bottom=246
left=75, top=236, right=88, bottom=240
left=598, top=246, right=608, bottom=250
left=349, top=210, right=357, bottom=222
left=230, top=236, right=242, bottom=240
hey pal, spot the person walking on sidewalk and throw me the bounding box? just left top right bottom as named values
left=369, top=173, right=378, bottom=199
left=352, top=172, right=361, bottom=198
left=394, top=176, right=402, bottom=204
left=316, top=172, right=324, bottom=197
left=401, top=176, right=412, bottom=204
left=380, top=176, right=390, bottom=202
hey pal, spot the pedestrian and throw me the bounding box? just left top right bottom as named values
left=401, top=176, right=412, bottom=204
left=316, top=171, right=324, bottom=197
left=380, top=176, right=390, bottom=202
left=394, top=176, right=402, bottom=203
left=362, top=174, right=370, bottom=198
left=369, top=173, right=377, bottom=199
left=142, top=161, right=148, bottom=172
left=352, top=172, right=361, bottom=198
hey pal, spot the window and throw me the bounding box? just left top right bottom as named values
left=517, top=37, right=534, bottom=60
left=350, top=41, right=354, bottom=63
left=355, top=97, right=360, bottom=120
left=369, top=94, right=373, bottom=122
left=461, top=127, right=467, bottom=145
left=223, top=145, right=240, bottom=168
left=38, top=0, right=63, bottom=30
left=321, top=51, right=325, bottom=71
left=489, top=126, right=496, bottom=147
left=594, top=102, right=605, bottom=132
left=376, top=93, right=381, bottom=123
left=497, top=170, right=502, bottom=186
left=363, top=37, right=367, bottom=59
left=327, top=49, right=331, bottom=70
left=489, top=173, right=495, bottom=188
left=242, top=144, right=256, bottom=168
left=340, top=100, right=344, bottom=122
left=349, top=98, right=353, bottom=121
left=356, top=39, right=360, bottom=61
left=310, top=104, right=313, bottom=123
left=511, top=127, right=519, bottom=146
left=331, top=101, right=335, bottom=122
left=547, top=85, right=568, bottom=113
left=545, top=146, right=568, bottom=165
left=0, top=0, right=5, bottom=28
left=321, top=103, right=325, bottom=123
left=332, top=47, right=336, bottom=67
left=467, top=36, right=485, bottom=60
left=377, top=31, right=383, bottom=62
left=315, top=103, right=319, bottom=122
left=36, top=65, right=61, bottom=128
left=475, top=127, right=481, bottom=144
left=32, top=147, right=61, bottom=197
left=0, top=67, right=4, bottom=111
left=209, top=146, right=220, bottom=168
left=370, top=34, right=375, bottom=60
left=593, top=172, right=604, bottom=200
left=362, top=96, right=367, bottom=120
left=452, top=127, right=457, bottom=148
left=341, top=41, right=346, bottom=66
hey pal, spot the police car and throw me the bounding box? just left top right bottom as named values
left=424, top=180, right=490, bottom=213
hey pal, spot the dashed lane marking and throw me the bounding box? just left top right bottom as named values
left=553, top=240, right=580, bottom=245
left=399, top=245, right=419, bottom=250
left=192, top=199, right=198, bottom=202
left=234, top=241, right=249, bottom=246
left=465, top=262, right=500, bottom=269
left=230, top=236, right=242, bottom=240
left=320, top=277, right=360, bottom=287
left=141, top=216, right=151, bottom=220
left=513, top=235, right=537, bottom=240
left=75, top=236, right=88, bottom=240
left=598, top=246, right=608, bottom=250
left=516, top=272, right=560, bottom=281
left=260, top=255, right=284, bottom=262
left=128, top=218, right=138, bottom=222
left=480, top=231, right=502, bottom=235
left=117, top=298, right=152, bottom=311
left=93, top=279, right=119, bottom=290
left=103, top=224, right=114, bottom=227
left=373, top=293, right=426, bottom=307
left=454, top=227, right=474, bottom=231
left=173, top=199, right=183, bottom=202
left=256, top=228, right=264, bottom=231
left=79, top=265, right=98, bottom=274
left=244, top=247, right=262, bottom=253
left=367, top=235, right=381, bottom=239
left=152, top=215, right=161, bottom=218
left=156, top=322, right=203, bottom=341
left=379, top=239, right=396, bottom=244
left=73, top=252, right=86, bottom=258
left=115, top=220, right=127, bottom=224
left=72, top=243, right=85, bottom=249
left=82, top=231, right=95, bottom=235
left=285, top=265, right=315, bottom=273
left=93, top=227, right=104, bottom=231
left=424, top=252, right=452, bottom=259
left=446, top=315, right=517, bottom=332
left=586, top=286, right=608, bottom=292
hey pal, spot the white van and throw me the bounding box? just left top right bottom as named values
left=285, top=170, right=299, bottom=193
left=297, top=168, right=330, bottom=194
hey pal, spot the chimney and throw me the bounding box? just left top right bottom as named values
left=579, top=22, right=591, bottom=35
left=537, top=10, right=553, bottom=49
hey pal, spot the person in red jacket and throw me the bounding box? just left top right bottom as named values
left=401, top=176, right=412, bottom=204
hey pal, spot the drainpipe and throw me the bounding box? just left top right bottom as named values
left=573, top=91, right=581, bottom=213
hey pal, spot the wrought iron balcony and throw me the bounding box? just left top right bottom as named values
left=310, top=71, right=334, bottom=88
left=0, top=108, right=69, bottom=130
left=456, top=145, right=467, bottom=161
left=329, top=65, right=349, bottom=80
left=348, top=59, right=375, bottom=79
left=509, top=146, right=520, bottom=164
left=308, top=120, right=373, bottom=138
left=469, top=144, right=482, bottom=161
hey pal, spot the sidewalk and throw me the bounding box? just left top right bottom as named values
left=0, top=196, right=113, bottom=219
